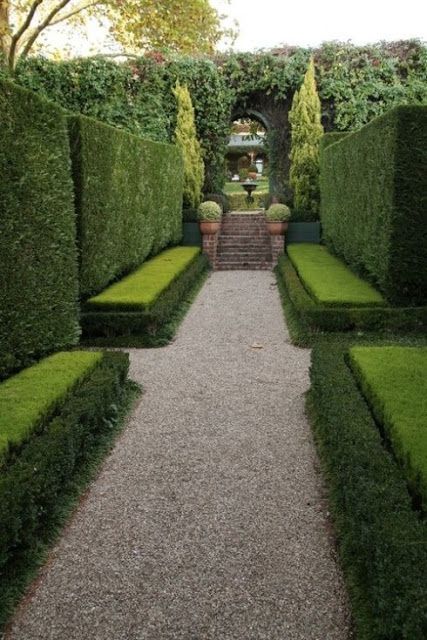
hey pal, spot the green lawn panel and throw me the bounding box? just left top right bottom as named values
left=287, top=244, right=385, bottom=307
left=86, top=247, right=201, bottom=311
left=349, top=346, right=427, bottom=506
left=0, top=351, right=103, bottom=457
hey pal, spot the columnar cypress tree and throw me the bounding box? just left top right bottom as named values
left=289, top=58, right=324, bottom=220
left=172, top=82, right=205, bottom=210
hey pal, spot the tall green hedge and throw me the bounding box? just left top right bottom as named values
left=319, top=132, right=348, bottom=154
left=320, top=106, right=427, bottom=306
left=68, top=115, right=184, bottom=298
left=0, top=80, right=79, bottom=379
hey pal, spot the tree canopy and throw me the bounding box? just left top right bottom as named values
left=0, top=0, right=234, bottom=70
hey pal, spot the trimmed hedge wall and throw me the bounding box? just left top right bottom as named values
left=319, top=131, right=349, bottom=155
left=320, top=105, right=427, bottom=306
left=0, top=80, right=79, bottom=379
left=309, top=343, right=427, bottom=639
left=278, top=255, right=427, bottom=333
left=68, top=114, right=184, bottom=299
left=0, top=351, right=130, bottom=628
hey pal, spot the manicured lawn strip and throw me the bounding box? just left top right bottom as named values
left=349, top=346, right=427, bottom=508
left=276, top=255, right=427, bottom=336
left=308, top=342, right=427, bottom=640
left=287, top=244, right=384, bottom=307
left=85, top=247, right=201, bottom=312
left=0, top=351, right=136, bottom=631
left=0, top=351, right=102, bottom=460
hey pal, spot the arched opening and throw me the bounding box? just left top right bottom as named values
left=226, top=93, right=293, bottom=204
left=224, top=113, right=271, bottom=210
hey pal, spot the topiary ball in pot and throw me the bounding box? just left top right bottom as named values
left=198, top=200, right=222, bottom=235
left=265, top=203, right=291, bottom=235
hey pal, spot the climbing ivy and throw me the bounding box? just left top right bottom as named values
left=4, top=40, right=426, bottom=193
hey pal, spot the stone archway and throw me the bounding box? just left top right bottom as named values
left=231, top=93, right=293, bottom=200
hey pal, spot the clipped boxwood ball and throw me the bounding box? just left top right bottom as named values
left=266, top=203, right=291, bottom=221
left=198, top=200, right=222, bottom=221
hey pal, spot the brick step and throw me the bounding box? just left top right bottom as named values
left=217, top=251, right=272, bottom=259
left=218, top=238, right=271, bottom=250
left=215, top=262, right=272, bottom=270
left=222, top=213, right=265, bottom=222
left=218, top=229, right=269, bottom=240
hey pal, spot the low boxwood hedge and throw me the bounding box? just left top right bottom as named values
left=85, top=247, right=201, bottom=311
left=349, top=346, right=427, bottom=509
left=277, top=255, right=427, bottom=333
left=0, top=351, right=132, bottom=629
left=82, top=249, right=209, bottom=339
left=287, top=244, right=384, bottom=307
left=0, top=351, right=102, bottom=460
left=308, top=342, right=427, bottom=640
left=226, top=191, right=266, bottom=211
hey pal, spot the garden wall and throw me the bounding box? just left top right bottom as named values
left=320, top=106, right=427, bottom=306
left=0, top=80, right=80, bottom=378
left=68, top=115, right=184, bottom=298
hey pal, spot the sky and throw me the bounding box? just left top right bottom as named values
left=42, top=0, right=427, bottom=58
left=213, top=0, right=427, bottom=50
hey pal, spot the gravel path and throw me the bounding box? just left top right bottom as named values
left=7, top=271, right=351, bottom=640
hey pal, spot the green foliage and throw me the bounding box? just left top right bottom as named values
left=349, top=346, right=427, bottom=508
left=309, top=342, right=427, bottom=639
left=173, top=82, right=204, bottom=209
left=165, top=57, right=233, bottom=193
left=319, top=132, right=349, bottom=154
left=227, top=191, right=267, bottom=211
left=320, top=105, right=427, bottom=306
left=198, top=201, right=222, bottom=221
left=289, top=58, right=324, bottom=220
left=13, top=56, right=171, bottom=142
left=203, top=193, right=230, bottom=213
left=82, top=253, right=208, bottom=340
left=68, top=114, right=184, bottom=299
left=0, top=351, right=130, bottom=629
left=7, top=42, right=427, bottom=197
left=0, top=79, right=80, bottom=379
left=221, top=41, right=427, bottom=130
left=266, top=204, right=291, bottom=221
left=82, top=259, right=209, bottom=348
left=278, top=255, right=427, bottom=333
left=0, top=352, right=102, bottom=460
left=85, top=247, right=201, bottom=310
left=224, top=179, right=268, bottom=195
left=287, top=244, right=384, bottom=306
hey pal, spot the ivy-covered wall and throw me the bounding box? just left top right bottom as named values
left=4, top=41, right=427, bottom=198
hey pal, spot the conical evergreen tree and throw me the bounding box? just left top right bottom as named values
left=289, top=58, right=324, bottom=219
left=172, top=82, right=205, bottom=210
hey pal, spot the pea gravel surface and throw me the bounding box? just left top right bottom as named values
left=7, top=271, right=351, bottom=640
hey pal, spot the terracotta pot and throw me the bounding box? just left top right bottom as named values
left=199, top=220, right=220, bottom=235
left=267, top=221, right=288, bottom=235
left=248, top=172, right=257, bottom=180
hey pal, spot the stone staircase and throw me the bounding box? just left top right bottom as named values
left=215, top=213, right=272, bottom=270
